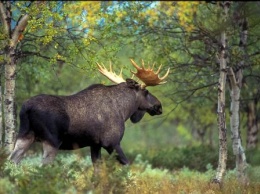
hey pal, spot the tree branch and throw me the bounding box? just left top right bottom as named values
left=10, top=14, right=29, bottom=48
left=0, top=1, right=8, bottom=33
left=227, top=67, right=237, bottom=87
left=19, top=51, right=65, bottom=63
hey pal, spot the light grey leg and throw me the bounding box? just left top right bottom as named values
left=42, top=141, right=58, bottom=165
left=9, top=136, right=35, bottom=164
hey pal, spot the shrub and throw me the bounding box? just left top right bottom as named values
left=1, top=147, right=260, bottom=193
left=127, top=145, right=237, bottom=171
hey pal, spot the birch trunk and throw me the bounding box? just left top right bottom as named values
left=214, top=33, right=228, bottom=183
left=227, top=67, right=248, bottom=184
left=0, top=2, right=29, bottom=152
left=229, top=12, right=248, bottom=183
left=0, top=1, right=9, bottom=149
left=4, top=49, right=17, bottom=152
left=213, top=1, right=229, bottom=184
left=246, top=101, right=258, bottom=148
left=0, top=83, right=2, bottom=147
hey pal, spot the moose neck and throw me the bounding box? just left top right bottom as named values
left=108, top=83, right=141, bottom=121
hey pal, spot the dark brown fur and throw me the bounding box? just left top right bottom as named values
left=9, top=79, right=162, bottom=167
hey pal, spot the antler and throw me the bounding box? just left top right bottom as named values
left=97, top=59, right=170, bottom=87
left=97, top=62, right=125, bottom=84
left=130, top=59, right=170, bottom=87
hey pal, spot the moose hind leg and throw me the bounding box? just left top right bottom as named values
left=42, top=141, right=58, bottom=165
left=9, top=133, right=35, bottom=164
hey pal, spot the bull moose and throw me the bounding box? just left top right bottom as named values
left=9, top=59, right=169, bottom=168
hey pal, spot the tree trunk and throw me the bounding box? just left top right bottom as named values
left=227, top=67, right=248, bottom=184
left=0, top=2, right=7, bottom=148
left=213, top=1, right=230, bottom=184
left=229, top=8, right=248, bottom=183
left=246, top=101, right=258, bottom=148
left=0, top=81, right=2, bottom=147
left=214, top=44, right=228, bottom=183
left=4, top=49, right=17, bottom=152
left=0, top=1, right=29, bottom=152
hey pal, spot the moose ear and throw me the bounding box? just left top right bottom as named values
left=126, top=78, right=140, bottom=90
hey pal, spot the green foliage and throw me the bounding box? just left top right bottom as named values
left=176, top=124, right=193, bottom=141
left=246, top=148, right=260, bottom=167
left=7, top=1, right=260, bottom=155
left=0, top=178, right=14, bottom=194
left=1, top=148, right=260, bottom=194
left=126, top=146, right=235, bottom=172
left=127, top=146, right=260, bottom=173
left=2, top=152, right=93, bottom=194
left=1, top=2, right=260, bottom=193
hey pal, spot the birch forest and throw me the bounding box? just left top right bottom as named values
left=0, top=1, right=260, bottom=193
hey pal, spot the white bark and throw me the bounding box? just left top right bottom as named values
left=0, top=2, right=9, bottom=33
left=228, top=67, right=248, bottom=184
left=4, top=55, right=17, bottom=152
left=228, top=68, right=240, bottom=155
left=214, top=32, right=228, bottom=183
left=0, top=2, right=8, bottom=149
left=10, top=14, right=29, bottom=47
left=214, top=1, right=230, bottom=184
left=0, top=2, right=29, bottom=152
left=228, top=8, right=248, bottom=184
left=0, top=84, right=2, bottom=147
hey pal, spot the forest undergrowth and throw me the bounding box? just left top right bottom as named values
left=0, top=147, right=260, bottom=194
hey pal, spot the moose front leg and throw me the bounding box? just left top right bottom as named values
left=114, top=144, right=129, bottom=165
left=90, top=145, right=101, bottom=163
left=104, top=144, right=129, bottom=165
left=90, top=145, right=102, bottom=174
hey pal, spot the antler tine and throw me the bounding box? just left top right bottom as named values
left=129, top=59, right=170, bottom=87
left=141, top=59, right=146, bottom=70
left=155, top=64, right=162, bottom=75
left=97, top=62, right=125, bottom=84
left=97, top=62, right=108, bottom=76
left=159, top=67, right=170, bottom=81
left=151, top=63, right=155, bottom=71
left=109, top=61, right=113, bottom=72
left=147, top=61, right=151, bottom=70
left=97, top=62, right=106, bottom=72
left=130, top=59, right=142, bottom=71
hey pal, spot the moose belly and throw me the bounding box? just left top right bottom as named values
left=59, top=133, right=95, bottom=150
